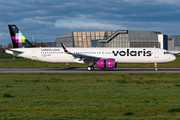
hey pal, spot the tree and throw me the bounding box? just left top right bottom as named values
left=0, top=44, right=3, bottom=53
left=7, top=43, right=13, bottom=49
left=0, top=44, right=3, bottom=49
left=31, top=41, right=46, bottom=47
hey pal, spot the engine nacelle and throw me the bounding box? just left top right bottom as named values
left=97, top=58, right=117, bottom=69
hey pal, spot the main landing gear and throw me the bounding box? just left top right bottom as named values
left=87, top=61, right=95, bottom=71
left=154, top=63, right=158, bottom=71
left=87, top=66, right=94, bottom=71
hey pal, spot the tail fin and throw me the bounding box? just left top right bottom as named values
left=8, top=25, right=34, bottom=48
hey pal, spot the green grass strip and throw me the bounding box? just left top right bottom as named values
left=0, top=73, right=180, bottom=119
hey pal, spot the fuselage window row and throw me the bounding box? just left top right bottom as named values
left=74, top=52, right=111, bottom=54
left=41, top=52, right=113, bottom=55
left=41, top=52, right=65, bottom=54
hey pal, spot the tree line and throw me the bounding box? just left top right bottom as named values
left=0, top=42, right=46, bottom=53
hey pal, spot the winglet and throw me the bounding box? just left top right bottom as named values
left=61, top=43, right=68, bottom=53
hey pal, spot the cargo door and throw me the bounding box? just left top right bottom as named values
left=32, top=49, right=37, bottom=59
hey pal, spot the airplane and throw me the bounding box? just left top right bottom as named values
left=6, top=25, right=176, bottom=71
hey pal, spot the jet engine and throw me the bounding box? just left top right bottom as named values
left=97, top=58, right=117, bottom=69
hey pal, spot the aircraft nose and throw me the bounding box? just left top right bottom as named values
left=171, top=55, right=176, bottom=62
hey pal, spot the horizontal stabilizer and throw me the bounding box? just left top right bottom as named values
left=6, top=49, right=24, bottom=54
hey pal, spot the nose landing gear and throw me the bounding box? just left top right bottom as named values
left=154, top=63, right=158, bottom=71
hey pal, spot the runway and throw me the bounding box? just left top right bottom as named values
left=0, top=68, right=180, bottom=73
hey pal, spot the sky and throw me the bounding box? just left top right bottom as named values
left=0, top=0, right=180, bottom=46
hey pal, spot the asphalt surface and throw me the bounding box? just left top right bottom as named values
left=0, top=68, right=180, bottom=73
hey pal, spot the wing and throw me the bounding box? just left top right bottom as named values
left=61, top=43, right=101, bottom=62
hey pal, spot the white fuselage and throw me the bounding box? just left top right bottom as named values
left=6, top=47, right=176, bottom=64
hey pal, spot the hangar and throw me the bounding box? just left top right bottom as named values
left=55, top=30, right=168, bottom=50
left=168, top=35, right=180, bottom=51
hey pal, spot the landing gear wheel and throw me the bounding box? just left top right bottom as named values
left=154, top=63, right=158, bottom=71
left=87, top=66, right=94, bottom=71
left=91, top=66, right=94, bottom=71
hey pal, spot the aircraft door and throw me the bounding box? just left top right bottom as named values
left=154, top=49, right=159, bottom=58
left=32, top=49, right=37, bottom=59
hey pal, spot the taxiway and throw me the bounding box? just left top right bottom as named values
left=0, top=68, right=180, bottom=73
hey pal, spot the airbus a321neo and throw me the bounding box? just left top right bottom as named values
left=6, top=25, right=176, bottom=71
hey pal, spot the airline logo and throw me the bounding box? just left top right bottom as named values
left=12, top=30, right=27, bottom=46
left=113, top=49, right=152, bottom=57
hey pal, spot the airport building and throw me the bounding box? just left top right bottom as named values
left=168, top=35, right=180, bottom=51
left=55, top=30, right=168, bottom=50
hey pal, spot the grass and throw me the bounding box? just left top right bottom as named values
left=0, top=53, right=22, bottom=59
left=0, top=73, right=180, bottom=119
left=0, top=53, right=180, bottom=68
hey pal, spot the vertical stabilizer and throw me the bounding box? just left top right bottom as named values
left=8, top=25, right=34, bottom=48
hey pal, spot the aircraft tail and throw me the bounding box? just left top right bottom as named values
left=8, top=25, right=34, bottom=48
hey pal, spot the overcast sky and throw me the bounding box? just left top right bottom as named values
left=0, top=0, right=180, bottom=46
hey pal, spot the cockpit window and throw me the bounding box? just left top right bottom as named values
left=164, top=52, right=171, bottom=54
